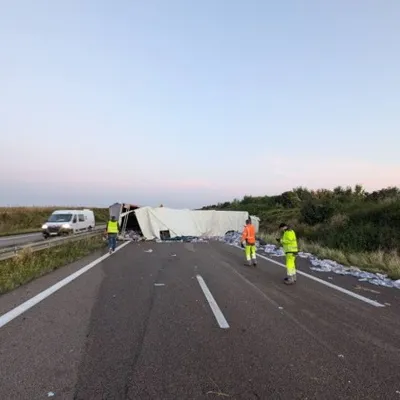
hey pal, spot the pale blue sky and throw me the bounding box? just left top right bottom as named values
left=1, top=1, right=399, bottom=208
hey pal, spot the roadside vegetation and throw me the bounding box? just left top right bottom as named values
left=0, top=235, right=106, bottom=294
left=0, top=206, right=109, bottom=236
left=203, top=185, right=400, bottom=279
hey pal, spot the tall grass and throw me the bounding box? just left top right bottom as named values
left=0, top=235, right=106, bottom=294
left=0, top=206, right=109, bottom=236
left=259, top=232, right=400, bottom=280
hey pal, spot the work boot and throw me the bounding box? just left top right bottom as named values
left=109, top=248, right=112, bottom=255
left=244, top=260, right=252, bottom=267
left=252, top=260, right=257, bottom=267
left=284, top=276, right=295, bottom=285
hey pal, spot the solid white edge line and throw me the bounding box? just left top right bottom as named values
left=196, top=274, right=230, bottom=329
left=231, top=244, right=385, bottom=308
left=0, top=241, right=131, bottom=329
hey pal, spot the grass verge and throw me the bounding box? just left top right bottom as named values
left=0, top=235, right=107, bottom=295
left=259, top=232, right=400, bottom=280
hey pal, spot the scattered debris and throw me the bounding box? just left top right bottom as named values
left=338, top=354, right=345, bottom=358
left=144, top=249, right=153, bottom=253
left=120, top=230, right=144, bottom=242
left=47, top=392, right=55, bottom=397
left=223, top=231, right=400, bottom=290
left=157, top=236, right=210, bottom=243
left=206, top=391, right=230, bottom=397
left=171, top=254, right=177, bottom=257
left=354, top=285, right=380, bottom=294
left=278, top=306, right=283, bottom=310
left=206, top=377, right=230, bottom=397
left=154, top=283, right=165, bottom=286
left=152, top=231, right=400, bottom=290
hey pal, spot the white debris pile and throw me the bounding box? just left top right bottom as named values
left=223, top=231, right=284, bottom=253
left=120, top=230, right=143, bottom=241
left=222, top=231, right=243, bottom=245
left=263, top=244, right=285, bottom=257
left=307, top=258, right=400, bottom=289
left=222, top=231, right=400, bottom=290
left=156, top=235, right=213, bottom=243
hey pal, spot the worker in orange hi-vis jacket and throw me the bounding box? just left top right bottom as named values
left=241, top=218, right=257, bottom=267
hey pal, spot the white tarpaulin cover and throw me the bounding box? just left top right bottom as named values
left=134, top=206, right=251, bottom=240
left=250, top=215, right=260, bottom=233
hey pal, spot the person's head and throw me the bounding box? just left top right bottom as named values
left=246, top=218, right=251, bottom=225
left=111, top=215, right=116, bottom=222
left=279, top=222, right=288, bottom=231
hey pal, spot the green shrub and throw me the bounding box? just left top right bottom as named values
left=204, top=184, right=400, bottom=255
left=300, top=200, right=335, bottom=225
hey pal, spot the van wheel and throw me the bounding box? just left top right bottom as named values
left=88, top=226, right=93, bottom=231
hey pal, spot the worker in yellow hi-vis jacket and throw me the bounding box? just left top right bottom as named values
left=277, top=223, right=298, bottom=284
left=105, top=216, right=120, bottom=254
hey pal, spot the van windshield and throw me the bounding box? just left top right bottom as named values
left=48, top=213, right=73, bottom=223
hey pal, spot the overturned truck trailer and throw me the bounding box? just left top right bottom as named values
left=108, top=202, right=142, bottom=234
left=109, top=203, right=260, bottom=240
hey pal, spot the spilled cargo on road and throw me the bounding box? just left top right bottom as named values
left=223, top=231, right=400, bottom=290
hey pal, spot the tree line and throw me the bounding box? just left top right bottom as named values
left=202, top=185, right=400, bottom=253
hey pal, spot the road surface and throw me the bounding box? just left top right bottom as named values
left=0, top=225, right=107, bottom=249
left=0, top=240, right=399, bottom=399
left=0, top=232, right=43, bottom=249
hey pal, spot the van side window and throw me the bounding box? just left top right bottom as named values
left=73, top=215, right=77, bottom=223
left=78, top=214, right=85, bottom=222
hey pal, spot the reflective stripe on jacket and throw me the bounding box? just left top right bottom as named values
left=241, top=224, right=256, bottom=244
left=107, top=220, right=119, bottom=234
left=281, top=229, right=298, bottom=253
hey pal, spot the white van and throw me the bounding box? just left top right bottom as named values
left=42, top=209, right=96, bottom=238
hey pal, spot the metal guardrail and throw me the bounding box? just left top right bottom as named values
left=0, top=227, right=106, bottom=261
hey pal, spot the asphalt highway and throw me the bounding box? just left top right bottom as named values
left=0, top=225, right=107, bottom=249
left=0, top=241, right=399, bottom=399
left=0, top=232, right=43, bottom=249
